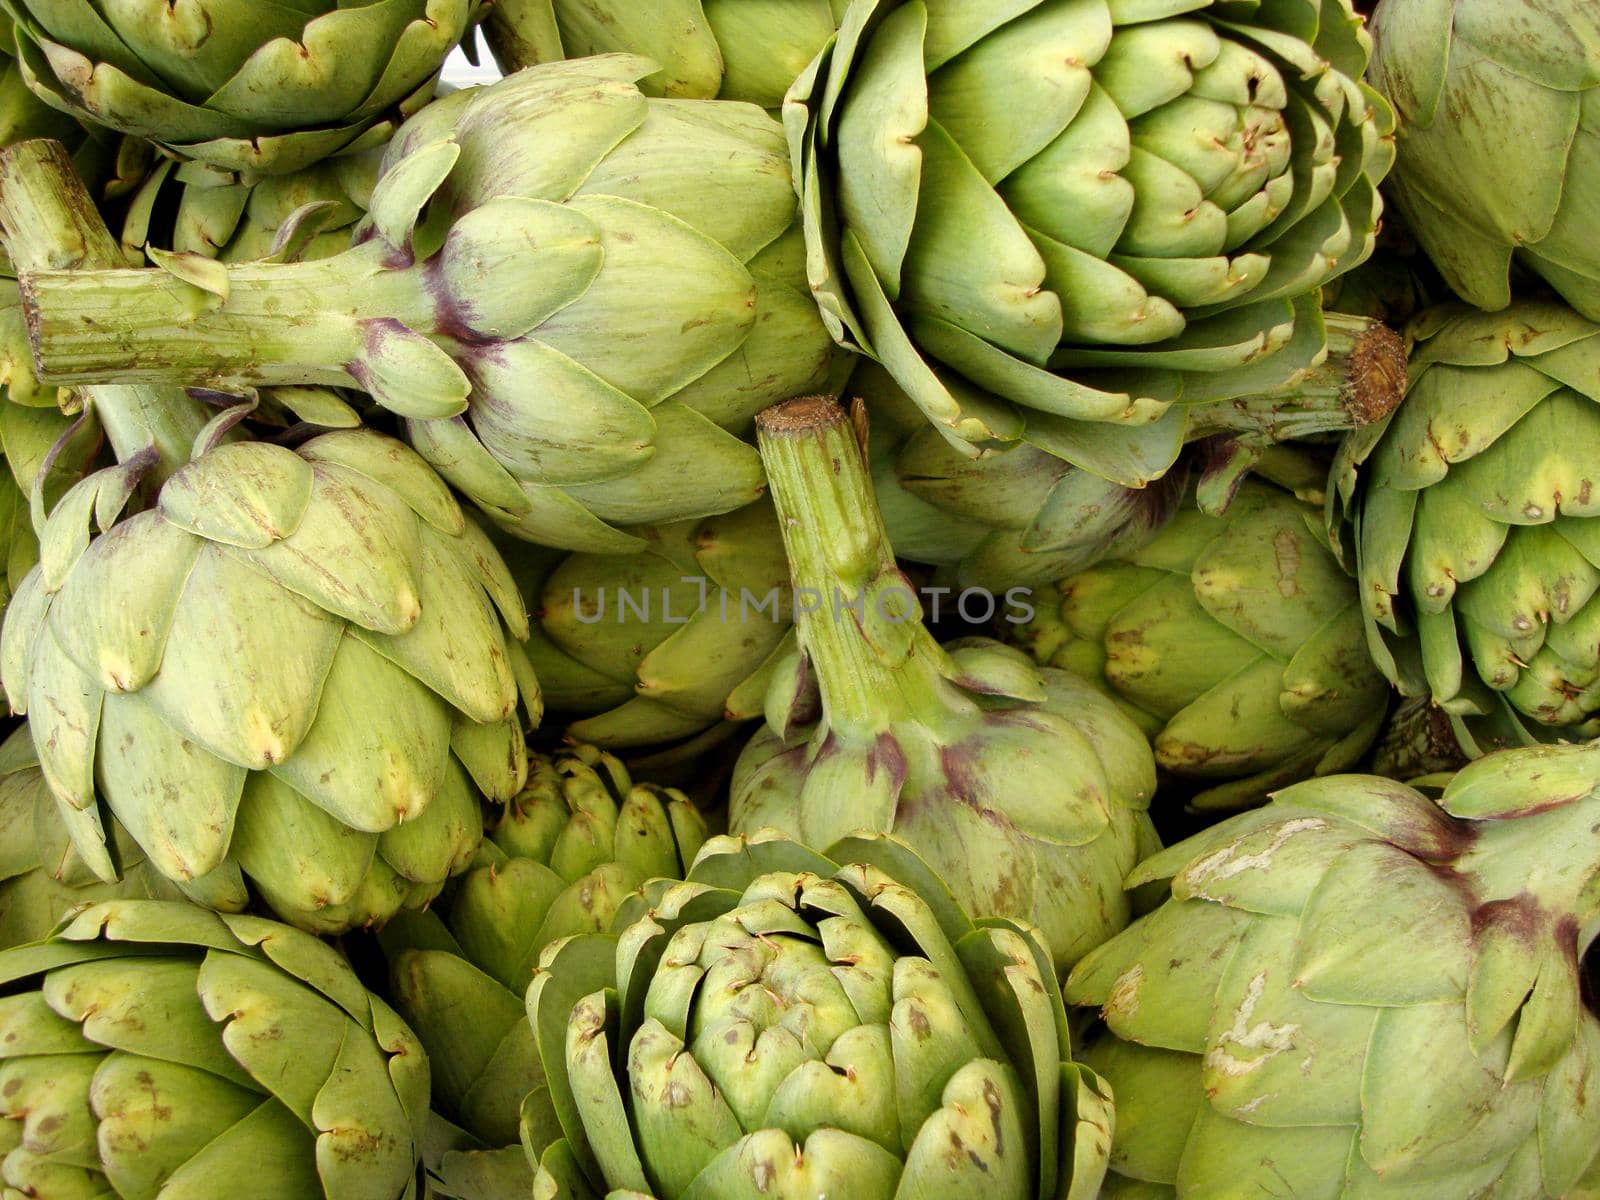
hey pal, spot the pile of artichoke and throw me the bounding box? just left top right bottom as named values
left=0, top=2, right=1598, bottom=1198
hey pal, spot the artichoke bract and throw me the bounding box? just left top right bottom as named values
left=788, top=0, right=1395, bottom=480
left=1, top=0, right=477, bottom=175
left=729, top=395, right=1159, bottom=976
left=1328, top=302, right=1600, bottom=752
left=525, top=830, right=1115, bottom=1200
left=0, top=727, right=185, bottom=950
left=483, top=0, right=847, bottom=107
left=0, top=899, right=431, bottom=1199
left=1369, top=0, right=1600, bottom=321
left=1012, top=476, right=1389, bottom=812
left=1066, top=745, right=1600, bottom=1197
left=381, top=745, right=707, bottom=1200
left=19, top=56, right=844, bottom=554
left=526, top=501, right=793, bottom=749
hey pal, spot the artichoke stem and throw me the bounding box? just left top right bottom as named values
left=756, top=396, right=952, bottom=735
left=1189, top=312, right=1407, bottom=443
left=18, top=240, right=423, bottom=392
left=0, top=139, right=211, bottom=481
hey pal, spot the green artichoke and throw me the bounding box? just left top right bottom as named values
left=381, top=744, right=707, bottom=1200
left=0, top=726, right=185, bottom=949
left=1065, top=744, right=1600, bottom=1197
left=730, top=396, right=1158, bottom=975
left=483, top=0, right=846, bottom=107
left=0, top=899, right=431, bottom=1198
left=1369, top=0, right=1600, bottom=321
left=525, top=830, right=1115, bottom=1200
left=1011, top=476, right=1389, bottom=811
left=1, top=0, right=478, bottom=175
left=526, top=500, right=793, bottom=749
left=20, top=56, right=844, bottom=553
left=1327, top=301, right=1600, bottom=752
left=1, top=428, right=540, bottom=933
left=788, top=0, right=1395, bottom=480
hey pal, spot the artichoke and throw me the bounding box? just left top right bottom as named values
left=1, top=0, right=479, bottom=175
left=526, top=500, right=793, bottom=750
left=1327, top=301, right=1600, bottom=752
left=730, top=395, right=1158, bottom=975
left=20, top=56, right=843, bottom=553
left=1010, top=476, right=1389, bottom=812
left=1065, top=744, right=1600, bottom=1197
left=0, top=726, right=184, bottom=950
left=380, top=744, right=707, bottom=1200
left=482, top=0, right=846, bottom=108
left=0, top=899, right=430, bottom=1198
left=525, top=830, right=1115, bottom=1200
left=1, top=425, right=542, bottom=933
left=788, top=0, right=1395, bottom=480
left=1369, top=0, right=1600, bottom=321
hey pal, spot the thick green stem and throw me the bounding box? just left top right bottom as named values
left=0, top=140, right=211, bottom=480
left=19, top=240, right=429, bottom=390
left=1189, top=311, right=1407, bottom=442
left=756, top=396, right=952, bottom=735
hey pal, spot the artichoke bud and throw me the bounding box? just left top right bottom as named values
left=18, top=60, right=843, bottom=552
left=732, top=396, right=1157, bottom=976
left=526, top=830, right=1114, bottom=1200
left=1067, top=743, right=1600, bottom=1197
left=0, top=901, right=431, bottom=1199
left=4, top=428, right=538, bottom=934
left=790, top=0, right=1395, bottom=473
